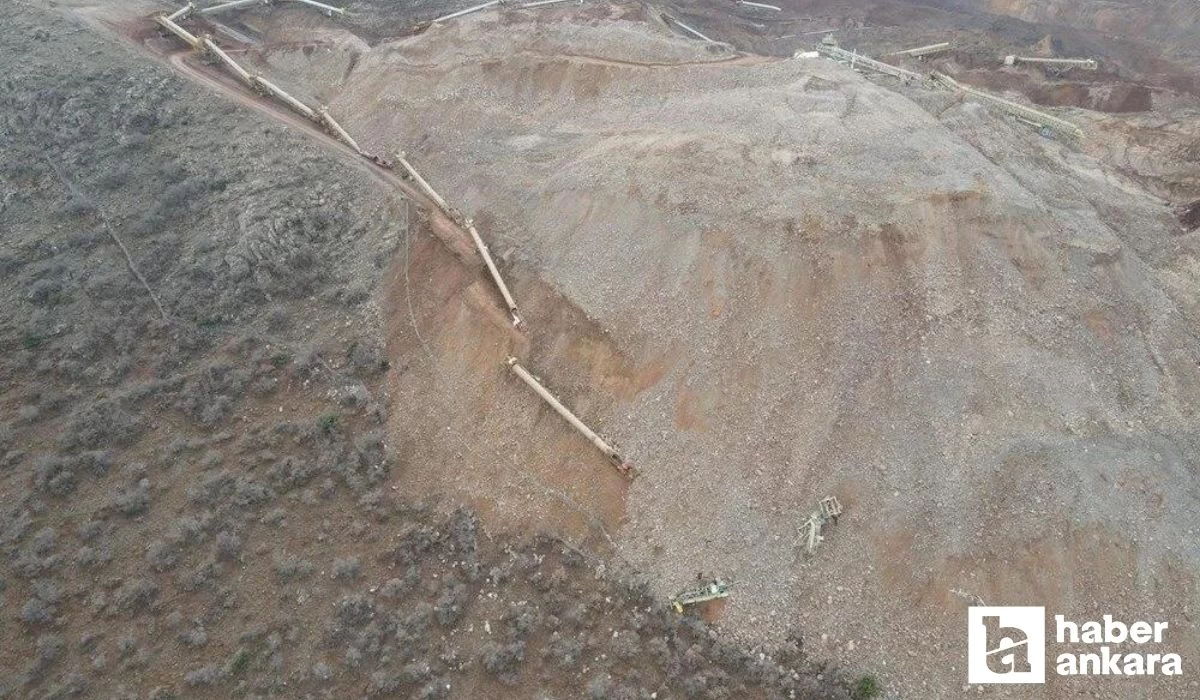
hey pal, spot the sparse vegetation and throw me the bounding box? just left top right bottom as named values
left=853, top=674, right=881, bottom=699
left=0, top=4, right=858, bottom=699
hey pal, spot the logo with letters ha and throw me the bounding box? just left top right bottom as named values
left=968, top=606, right=1046, bottom=684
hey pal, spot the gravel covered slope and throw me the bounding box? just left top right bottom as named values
left=235, top=11, right=1200, bottom=696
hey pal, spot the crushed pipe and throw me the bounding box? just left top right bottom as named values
left=465, top=219, right=522, bottom=326
left=506, top=357, right=633, bottom=478
left=432, top=0, right=501, bottom=24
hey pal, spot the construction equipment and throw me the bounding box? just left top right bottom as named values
left=933, top=71, right=1084, bottom=139
left=815, top=37, right=925, bottom=83
left=798, top=495, right=842, bottom=556
left=506, top=357, right=633, bottom=477
left=672, top=579, right=732, bottom=613
left=885, top=42, right=951, bottom=59
left=1004, top=55, right=1097, bottom=71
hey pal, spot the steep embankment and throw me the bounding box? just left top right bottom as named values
left=231, top=9, right=1200, bottom=697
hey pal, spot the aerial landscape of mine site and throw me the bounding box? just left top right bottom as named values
left=1, top=0, right=1198, bottom=697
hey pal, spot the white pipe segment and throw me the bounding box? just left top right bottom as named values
left=395, top=152, right=453, bottom=215
left=432, top=0, right=501, bottom=23
left=933, top=72, right=1083, bottom=138
left=738, top=0, right=782, bottom=11
left=664, top=14, right=717, bottom=43
left=317, top=108, right=362, bottom=153
left=166, top=3, right=196, bottom=21
left=886, top=42, right=951, bottom=58
left=199, top=0, right=269, bottom=15
left=203, top=38, right=254, bottom=86
left=506, top=358, right=630, bottom=475
left=521, top=0, right=580, bottom=7
left=252, top=75, right=317, bottom=120
left=287, top=0, right=345, bottom=16
left=465, top=219, right=521, bottom=325
left=155, top=14, right=204, bottom=49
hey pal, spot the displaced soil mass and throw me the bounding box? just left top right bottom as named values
left=0, top=2, right=854, bottom=698
left=3, top=0, right=1200, bottom=699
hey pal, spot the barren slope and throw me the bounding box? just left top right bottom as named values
left=225, top=10, right=1200, bottom=697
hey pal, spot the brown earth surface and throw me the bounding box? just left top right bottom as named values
left=5, top=0, right=1200, bottom=698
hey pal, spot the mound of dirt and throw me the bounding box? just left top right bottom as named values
left=233, top=9, right=1200, bottom=696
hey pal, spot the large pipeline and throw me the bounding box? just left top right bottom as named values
left=288, top=0, right=346, bottom=17
left=662, top=14, right=717, bottom=44
left=203, top=37, right=254, bottom=86
left=934, top=72, right=1084, bottom=138
left=465, top=219, right=522, bottom=326
left=816, top=43, right=924, bottom=82
left=886, top=42, right=951, bottom=58
left=155, top=14, right=204, bottom=49
left=252, top=75, right=318, bottom=120
left=199, top=0, right=269, bottom=15
left=396, top=151, right=454, bottom=216
left=166, top=3, right=196, bottom=22
left=317, top=108, right=363, bottom=154
left=506, top=358, right=632, bottom=477
left=520, top=0, right=581, bottom=7
left=432, top=0, right=501, bottom=24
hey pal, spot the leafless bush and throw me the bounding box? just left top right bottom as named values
left=479, top=641, right=526, bottom=684
left=112, top=479, right=151, bottom=517
left=331, top=556, right=361, bottom=581
left=19, top=597, right=54, bottom=625
left=214, top=531, right=241, bottom=560
left=179, top=626, right=208, bottom=648
left=183, top=664, right=223, bottom=687
left=113, top=578, right=158, bottom=614
left=336, top=594, right=376, bottom=628
left=434, top=582, right=469, bottom=626
left=272, top=553, right=315, bottom=581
